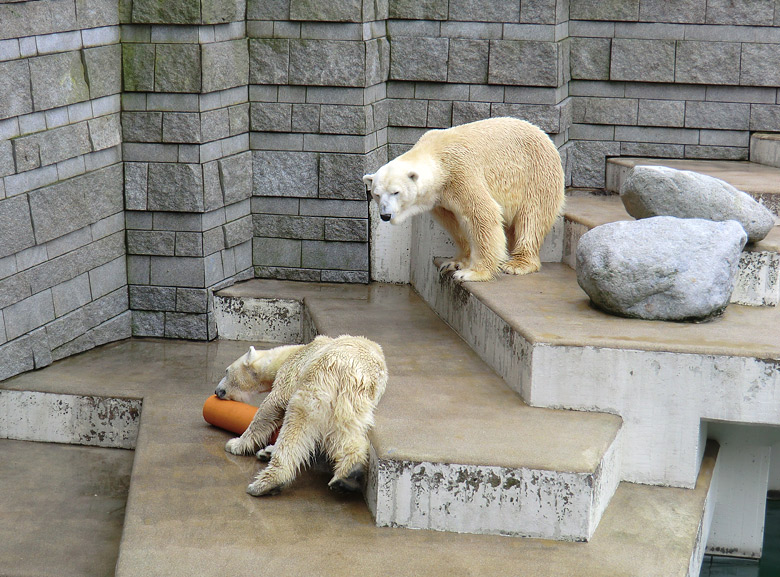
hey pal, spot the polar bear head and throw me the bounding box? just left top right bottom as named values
left=363, top=159, right=438, bottom=224
left=215, top=344, right=300, bottom=404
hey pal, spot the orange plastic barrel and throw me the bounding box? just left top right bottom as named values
left=202, top=395, right=279, bottom=443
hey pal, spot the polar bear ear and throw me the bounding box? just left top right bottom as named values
left=362, top=173, right=374, bottom=189
left=245, top=346, right=259, bottom=365
left=408, top=171, right=418, bottom=182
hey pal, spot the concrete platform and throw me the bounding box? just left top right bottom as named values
left=605, top=157, right=780, bottom=215
left=215, top=281, right=622, bottom=540
left=0, top=333, right=718, bottom=577
left=0, top=438, right=133, bottom=577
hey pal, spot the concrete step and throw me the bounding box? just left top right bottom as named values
left=409, top=208, right=780, bottom=558
left=751, top=132, right=780, bottom=169
left=562, top=194, right=780, bottom=307
left=1, top=329, right=720, bottom=577
left=214, top=281, right=622, bottom=541
left=605, top=157, right=780, bottom=216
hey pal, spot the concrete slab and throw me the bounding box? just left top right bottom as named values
left=214, top=283, right=623, bottom=540
left=0, top=439, right=133, bottom=577
left=1, top=338, right=718, bottom=577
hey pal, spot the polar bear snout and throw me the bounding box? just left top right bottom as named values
left=215, top=376, right=227, bottom=399
left=380, top=213, right=392, bottom=222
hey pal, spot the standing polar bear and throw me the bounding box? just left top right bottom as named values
left=216, top=335, right=388, bottom=496
left=364, top=117, right=565, bottom=281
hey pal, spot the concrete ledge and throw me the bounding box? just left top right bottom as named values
left=214, top=281, right=624, bottom=541
left=0, top=389, right=140, bottom=449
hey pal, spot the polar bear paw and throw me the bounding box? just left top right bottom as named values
left=438, top=260, right=465, bottom=274
left=225, top=437, right=252, bottom=455
left=501, top=257, right=541, bottom=276
left=255, top=444, right=275, bottom=462
left=247, top=479, right=282, bottom=497
left=452, top=268, right=494, bottom=282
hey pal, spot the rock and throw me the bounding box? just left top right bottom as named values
left=576, top=217, right=747, bottom=321
left=620, top=165, right=776, bottom=243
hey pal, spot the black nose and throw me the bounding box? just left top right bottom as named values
left=380, top=214, right=391, bottom=222
left=215, top=389, right=224, bottom=399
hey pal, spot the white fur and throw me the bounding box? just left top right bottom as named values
left=220, top=335, right=388, bottom=496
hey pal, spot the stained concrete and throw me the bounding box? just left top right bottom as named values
left=1, top=282, right=718, bottom=576
left=0, top=438, right=133, bottom=577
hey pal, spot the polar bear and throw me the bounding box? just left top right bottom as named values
left=216, top=335, right=388, bottom=496
left=364, top=117, right=565, bottom=281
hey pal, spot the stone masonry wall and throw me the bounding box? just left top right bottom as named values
left=2, top=0, right=780, bottom=381
left=121, top=0, right=254, bottom=340
left=568, top=0, right=780, bottom=187
left=0, top=0, right=127, bottom=380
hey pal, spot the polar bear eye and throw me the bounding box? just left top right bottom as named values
left=392, top=191, right=400, bottom=196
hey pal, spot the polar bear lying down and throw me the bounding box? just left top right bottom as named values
left=364, top=117, right=565, bottom=281
left=215, top=335, right=388, bottom=496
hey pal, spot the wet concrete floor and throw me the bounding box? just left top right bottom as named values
left=0, top=438, right=133, bottom=577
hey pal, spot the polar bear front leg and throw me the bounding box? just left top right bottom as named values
left=451, top=192, right=506, bottom=282
left=225, top=396, right=284, bottom=456
left=432, top=206, right=471, bottom=273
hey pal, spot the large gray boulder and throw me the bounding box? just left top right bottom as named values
left=620, top=165, right=775, bottom=243
left=576, top=217, right=747, bottom=321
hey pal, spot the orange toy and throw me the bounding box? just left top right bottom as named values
left=203, top=395, right=279, bottom=443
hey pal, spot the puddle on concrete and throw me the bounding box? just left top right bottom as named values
left=0, top=438, right=134, bottom=577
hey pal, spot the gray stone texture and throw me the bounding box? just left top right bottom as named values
left=576, top=217, right=747, bottom=321
left=488, top=41, right=560, bottom=86
left=253, top=151, right=319, bottom=197
left=610, top=39, right=675, bottom=83
left=324, top=218, right=368, bottom=242
left=570, top=37, right=611, bottom=81
left=638, top=0, right=706, bottom=23
left=0, top=60, right=33, bottom=120
left=289, top=40, right=365, bottom=87
left=388, top=0, right=448, bottom=20
left=123, top=112, right=163, bottom=142
left=318, top=153, right=367, bottom=200
left=390, top=37, right=449, bottom=82
left=123, top=43, right=156, bottom=92
left=301, top=240, right=368, bottom=270
left=705, top=0, right=775, bottom=25
left=219, top=152, right=253, bottom=205
left=155, top=43, right=201, bottom=93
left=290, top=0, right=362, bottom=21
left=570, top=0, right=639, bottom=21
left=740, top=43, right=780, bottom=88
left=675, top=41, right=741, bottom=85
left=29, top=52, right=90, bottom=111
left=447, top=40, right=489, bottom=84
left=83, top=45, right=122, bottom=100
left=163, top=113, right=201, bottom=143
left=251, top=103, right=293, bottom=132
left=253, top=237, right=302, bottom=267
left=28, top=165, right=123, bottom=244
left=0, top=196, right=36, bottom=259
left=201, top=40, right=249, bottom=93
left=684, top=102, right=749, bottom=130
left=620, top=166, right=776, bottom=243
left=249, top=39, right=289, bottom=84
left=131, top=0, right=200, bottom=24
left=449, top=0, right=520, bottom=22
left=319, top=105, right=367, bottom=135
left=147, top=163, right=204, bottom=212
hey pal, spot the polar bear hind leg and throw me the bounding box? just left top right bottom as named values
left=502, top=210, right=543, bottom=275
left=246, top=392, right=321, bottom=496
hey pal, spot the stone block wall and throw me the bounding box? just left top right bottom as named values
left=568, top=0, right=780, bottom=187
left=121, top=0, right=254, bottom=339
left=0, top=0, right=128, bottom=380
left=246, top=0, right=389, bottom=283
